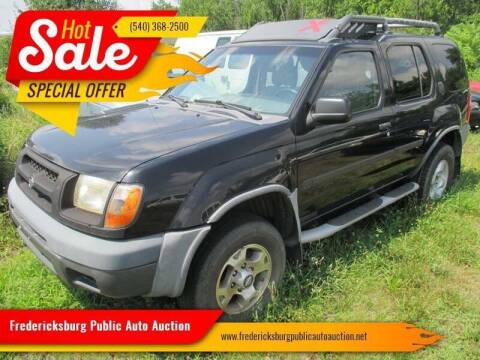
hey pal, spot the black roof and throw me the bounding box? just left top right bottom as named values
left=233, top=15, right=442, bottom=44
left=233, top=19, right=342, bottom=43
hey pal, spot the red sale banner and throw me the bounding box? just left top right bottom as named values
left=0, top=310, right=222, bottom=344
left=6, top=10, right=212, bottom=135
left=6, top=10, right=176, bottom=84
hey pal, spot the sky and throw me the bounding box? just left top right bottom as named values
left=0, top=0, right=178, bottom=34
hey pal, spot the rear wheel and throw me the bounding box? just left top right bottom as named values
left=178, top=213, right=286, bottom=321
left=418, top=144, right=455, bottom=201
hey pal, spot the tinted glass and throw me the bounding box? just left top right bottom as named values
left=319, top=52, right=380, bottom=113
left=388, top=46, right=421, bottom=101
left=413, top=46, right=432, bottom=96
left=432, top=44, right=468, bottom=92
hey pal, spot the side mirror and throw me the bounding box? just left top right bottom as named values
left=308, top=97, right=352, bottom=126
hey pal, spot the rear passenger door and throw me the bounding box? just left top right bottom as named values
left=383, top=43, right=434, bottom=174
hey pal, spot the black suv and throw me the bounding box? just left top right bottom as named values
left=8, top=16, right=470, bottom=320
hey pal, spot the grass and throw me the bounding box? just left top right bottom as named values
left=0, top=82, right=43, bottom=261
left=0, top=91, right=479, bottom=358
left=0, top=82, right=44, bottom=193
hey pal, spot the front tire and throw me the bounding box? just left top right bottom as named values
left=418, top=144, right=455, bottom=201
left=178, top=213, right=286, bottom=321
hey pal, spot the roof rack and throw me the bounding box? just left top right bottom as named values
left=334, top=15, right=442, bottom=39
left=384, top=17, right=442, bottom=35
left=232, top=15, right=442, bottom=44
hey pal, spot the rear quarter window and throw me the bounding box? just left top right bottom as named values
left=413, top=46, right=432, bottom=96
left=431, top=44, right=468, bottom=92
left=387, top=45, right=422, bottom=101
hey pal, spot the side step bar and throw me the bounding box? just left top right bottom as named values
left=300, top=182, right=419, bottom=244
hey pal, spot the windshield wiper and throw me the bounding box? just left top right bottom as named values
left=194, top=99, right=262, bottom=120
left=161, top=94, right=189, bottom=108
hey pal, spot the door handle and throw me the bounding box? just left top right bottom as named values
left=379, top=122, right=392, bottom=131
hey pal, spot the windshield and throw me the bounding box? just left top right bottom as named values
left=169, top=45, right=323, bottom=114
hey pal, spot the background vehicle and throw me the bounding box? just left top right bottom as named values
left=173, top=30, right=246, bottom=57
left=470, top=81, right=480, bottom=131
left=8, top=16, right=470, bottom=320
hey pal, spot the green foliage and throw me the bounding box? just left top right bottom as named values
left=305, top=0, right=452, bottom=29
left=0, top=82, right=43, bottom=193
left=179, top=0, right=480, bottom=36
left=446, top=16, right=480, bottom=80
left=179, top=0, right=236, bottom=31
left=25, top=0, right=117, bottom=10
left=152, top=0, right=177, bottom=10
left=179, top=0, right=305, bottom=30
left=0, top=87, right=16, bottom=115
left=0, top=36, right=12, bottom=75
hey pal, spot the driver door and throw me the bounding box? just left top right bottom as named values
left=295, top=46, right=398, bottom=226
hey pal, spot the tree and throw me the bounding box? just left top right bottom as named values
left=179, top=0, right=237, bottom=31
left=0, top=36, right=11, bottom=74
left=179, top=0, right=305, bottom=30
left=25, top=0, right=117, bottom=10
left=152, top=0, right=178, bottom=10
left=446, top=15, right=480, bottom=80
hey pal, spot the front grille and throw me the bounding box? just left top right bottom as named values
left=16, top=148, right=75, bottom=214
left=25, top=156, right=58, bottom=183
left=15, top=148, right=112, bottom=235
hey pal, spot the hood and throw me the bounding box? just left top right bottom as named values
left=28, top=102, right=256, bottom=181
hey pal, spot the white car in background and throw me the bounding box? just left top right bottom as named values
left=173, top=30, right=246, bottom=57
left=80, top=30, right=246, bottom=117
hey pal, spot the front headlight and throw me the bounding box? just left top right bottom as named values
left=73, top=175, right=115, bottom=215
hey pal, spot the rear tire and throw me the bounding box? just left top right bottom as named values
left=178, top=213, right=286, bottom=321
left=418, top=144, right=455, bottom=201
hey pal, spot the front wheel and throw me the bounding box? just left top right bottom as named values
left=418, top=144, right=455, bottom=201
left=178, top=213, right=286, bottom=321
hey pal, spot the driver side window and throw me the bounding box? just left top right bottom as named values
left=319, top=51, right=380, bottom=113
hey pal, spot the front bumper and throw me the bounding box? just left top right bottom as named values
left=7, top=179, right=210, bottom=298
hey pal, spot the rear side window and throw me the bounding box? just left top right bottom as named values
left=431, top=44, right=468, bottom=92
left=413, top=46, right=432, bottom=96
left=388, top=46, right=418, bottom=101
left=319, top=51, right=380, bottom=113
left=387, top=45, right=432, bottom=102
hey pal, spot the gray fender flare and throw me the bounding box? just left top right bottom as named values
left=148, top=184, right=302, bottom=298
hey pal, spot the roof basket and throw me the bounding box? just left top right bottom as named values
left=232, top=15, right=442, bottom=44
left=384, top=17, right=442, bottom=35
left=333, top=15, right=442, bottom=39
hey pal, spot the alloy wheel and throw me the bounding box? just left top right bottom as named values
left=429, top=159, right=449, bottom=200
left=215, top=244, right=272, bottom=314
